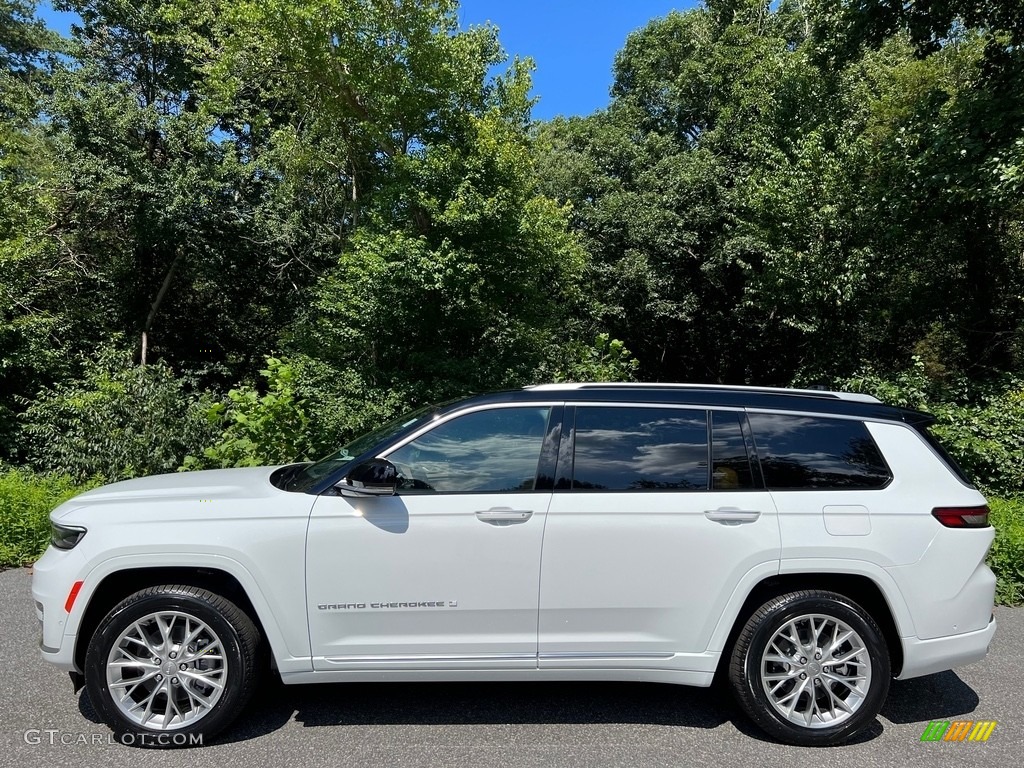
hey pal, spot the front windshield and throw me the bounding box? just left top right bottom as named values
left=285, top=402, right=444, bottom=492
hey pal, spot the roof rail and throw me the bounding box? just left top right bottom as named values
left=523, top=382, right=881, bottom=404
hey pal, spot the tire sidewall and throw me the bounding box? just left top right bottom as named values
left=85, top=589, right=248, bottom=747
left=739, top=594, right=890, bottom=746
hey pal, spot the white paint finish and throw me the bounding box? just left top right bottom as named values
left=823, top=505, right=871, bottom=536
left=886, top=535, right=997, bottom=639
left=31, top=397, right=997, bottom=699
left=538, top=490, right=780, bottom=665
left=32, top=466, right=314, bottom=670
left=777, top=557, right=917, bottom=637
left=773, top=488, right=928, bottom=568
left=896, top=618, right=997, bottom=679
left=306, top=492, right=549, bottom=668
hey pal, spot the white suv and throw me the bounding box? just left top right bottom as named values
left=32, top=383, right=996, bottom=747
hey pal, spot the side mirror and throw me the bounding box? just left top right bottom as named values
left=338, top=458, right=398, bottom=497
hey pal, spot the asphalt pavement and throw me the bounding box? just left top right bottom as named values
left=1, top=567, right=1021, bottom=767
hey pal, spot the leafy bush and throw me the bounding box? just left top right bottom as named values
left=930, top=393, right=1024, bottom=495
left=19, top=350, right=218, bottom=481
left=0, top=468, right=99, bottom=567
left=989, top=497, right=1024, bottom=606
left=189, top=357, right=312, bottom=468
left=836, top=360, right=1024, bottom=496
left=534, top=333, right=639, bottom=384
left=837, top=357, right=933, bottom=410
left=287, top=356, right=413, bottom=459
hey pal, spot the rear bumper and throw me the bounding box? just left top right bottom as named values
left=897, top=616, right=996, bottom=680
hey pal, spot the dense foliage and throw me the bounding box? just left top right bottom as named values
left=0, top=467, right=100, bottom=565
left=0, top=1, right=1022, bottom=592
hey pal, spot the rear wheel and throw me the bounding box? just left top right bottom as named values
left=728, top=590, right=890, bottom=746
left=85, top=585, right=260, bottom=747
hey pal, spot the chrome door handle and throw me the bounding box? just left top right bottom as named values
left=704, top=507, right=761, bottom=524
left=475, top=507, right=533, bottom=523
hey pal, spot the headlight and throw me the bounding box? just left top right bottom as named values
left=51, top=522, right=87, bottom=550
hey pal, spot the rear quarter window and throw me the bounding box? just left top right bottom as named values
left=747, top=413, right=892, bottom=490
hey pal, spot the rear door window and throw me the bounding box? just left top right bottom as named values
left=571, top=407, right=708, bottom=491
left=746, top=413, right=891, bottom=490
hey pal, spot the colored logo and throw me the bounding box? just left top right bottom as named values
left=920, top=720, right=997, bottom=742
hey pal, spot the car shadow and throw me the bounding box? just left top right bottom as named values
left=881, top=671, right=980, bottom=723
left=217, top=678, right=735, bottom=745
left=78, top=669, right=981, bottom=746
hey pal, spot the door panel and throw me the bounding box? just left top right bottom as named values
left=538, top=489, right=779, bottom=665
left=538, top=406, right=781, bottom=667
left=306, top=405, right=557, bottom=670
left=307, top=492, right=550, bottom=668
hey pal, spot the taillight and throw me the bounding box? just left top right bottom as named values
left=932, top=505, right=990, bottom=528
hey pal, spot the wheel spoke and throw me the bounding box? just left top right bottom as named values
left=112, top=647, right=155, bottom=669
left=784, top=679, right=809, bottom=716
left=162, top=687, right=174, bottom=724
left=804, top=688, right=820, bottom=726
left=822, top=671, right=866, bottom=690
left=824, top=629, right=855, bottom=657
left=133, top=683, right=162, bottom=726
left=782, top=621, right=801, bottom=649
left=154, top=613, right=173, bottom=651
left=168, top=688, right=185, bottom=723
left=179, top=668, right=225, bottom=691
left=832, top=648, right=866, bottom=665
left=182, top=617, right=205, bottom=650
left=764, top=669, right=800, bottom=681
left=181, top=679, right=216, bottom=709
left=824, top=683, right=854, bottom=716
left=811, top=617, right=826, bottom=646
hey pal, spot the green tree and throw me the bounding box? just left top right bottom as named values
left=0, top=0, right=63, bottom=452
left=19, top=347, right=217, bottom=480
left=202, top=0, right=611, bottom=445
left=537, top=0, right=1024, bottom=386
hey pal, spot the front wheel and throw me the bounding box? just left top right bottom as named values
left=85, top=585, right=260, bottom=747
left=728, top=590, right=890, bottom=746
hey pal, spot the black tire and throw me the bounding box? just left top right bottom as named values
left=85, top=585, right=261, bottom=748
left=728, top=590, right=890, bottom=746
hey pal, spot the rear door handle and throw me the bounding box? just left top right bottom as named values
left=704, top=507, right=761, bottom=524
left=476, top=507, right=533, bottom=524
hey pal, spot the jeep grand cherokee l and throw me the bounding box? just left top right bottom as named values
left=32, top=383, right=996, bottom=746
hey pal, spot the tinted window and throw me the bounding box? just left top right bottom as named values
left=572, top=407, right=708, bottom=491
left=386, top=407, right=550, bottom=493
left=747, top=413, right=891, bottom=490
left=711, top=411, right=756, bottom=489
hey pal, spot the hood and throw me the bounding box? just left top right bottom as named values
left=51, top=466, right=285, bottom=519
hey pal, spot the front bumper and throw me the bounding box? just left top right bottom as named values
left=31, top=544, right=87, bottom=671
left=897, top=616, right=997, bottom=680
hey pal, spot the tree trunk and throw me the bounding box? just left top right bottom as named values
left=140, top=248, right=184, bottom=365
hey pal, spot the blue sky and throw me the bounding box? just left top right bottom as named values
left=458, top=1, right=697, bottom=118
left=37, top=0, right=697, bottom=120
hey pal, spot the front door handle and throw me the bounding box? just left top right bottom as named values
left=704, top=507, right=761, bottom=524
left=476, top=507, right=533, bottom=524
